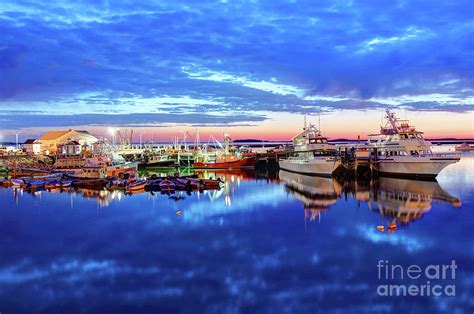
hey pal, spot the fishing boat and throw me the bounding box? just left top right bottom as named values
left=193, top=131, right=256, bottom=169
left=367, top=109, right=461, bottom=179
left=278, top=121, right=339, bottom=176
left=455, top=142, right=474, bottom=151
left=193, top=155, right=256, bottom=169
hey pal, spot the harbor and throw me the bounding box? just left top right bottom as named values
left=0, top=110, right=466, bottom=189
left=2, top=0, right=473, bottom=311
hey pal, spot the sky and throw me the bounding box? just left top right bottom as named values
left=0, top=0, right=473, bottom=142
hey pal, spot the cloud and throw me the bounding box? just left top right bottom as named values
left=0, top=112, right=266, bottom=129
left=0, top=0, right=472, bottom=129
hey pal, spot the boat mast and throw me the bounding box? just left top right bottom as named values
left=303, top=115, right=307, bottom=138
left=385, top=109, right=399, bottom=132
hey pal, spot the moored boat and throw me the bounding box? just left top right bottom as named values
left=10, top=179, right=26, bottom=187
left=278, top=121, right=339, bottom=176
left=26, top=180, right=45, bottom=189
left=455, top=142, right=474, bottom=151
left=193, top=156, right=256, bottom=169
left=126, top=180, right=147, bottom=192
left=193, top=130, right=256, bottom=169
left=71, top=178, right=107, bottom=189
left=367, top=109, right=461, bottom=179
left=44, top=180, right=72, bottom=189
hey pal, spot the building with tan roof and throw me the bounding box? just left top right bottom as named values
left=40, top=129, right=98, bottom=154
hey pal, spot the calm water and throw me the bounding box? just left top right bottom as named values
left=1, top=151, right=473, bottom=313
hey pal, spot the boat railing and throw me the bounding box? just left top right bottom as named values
left=425, top=152, right=461, bottom=158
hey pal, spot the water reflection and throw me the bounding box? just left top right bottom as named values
left=5, top=167, right=462, bottom=230
left=278, top=170, right=462, bottom=231
left=1, top=162, right=472, bottom=313
left=279, top=170, right=342, bottom=222
left=368, top=177, right=461, bottom=225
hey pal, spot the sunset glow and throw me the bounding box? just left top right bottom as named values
left=0, top=1, right=472, bottom=141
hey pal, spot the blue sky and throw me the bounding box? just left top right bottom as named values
left=0, top=0, right=473, bottom=139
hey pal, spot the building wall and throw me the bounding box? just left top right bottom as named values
left=25, top=143, right=41, bottom=154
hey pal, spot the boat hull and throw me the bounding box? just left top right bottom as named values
left=278, top=158, right=336, bottom=176
left=140, top=159, right=175, bottom=168
left=376, top=156, right=460, bottom=179
left=193, top=157, right=256, bottom=169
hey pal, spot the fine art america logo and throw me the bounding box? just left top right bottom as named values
left=376, top=260, right=457, bottom=297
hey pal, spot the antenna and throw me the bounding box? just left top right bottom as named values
left=303, top=115, right=307, bottom=130
left=318, top=112, right=321, bottom=132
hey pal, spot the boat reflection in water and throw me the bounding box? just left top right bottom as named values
left=279, top=170, right=342, bottom=222
left=193, top=169, right=278, bottom=206
left=278, top=170, right=461, bottom=231
left=368, top=177, right=461, bottom=229
left=8, top=168, right=461, bottom=230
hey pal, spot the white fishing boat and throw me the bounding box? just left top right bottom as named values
left=278, top=121, right=339, bottom=176
left=368, top=110, right=461, bottom=179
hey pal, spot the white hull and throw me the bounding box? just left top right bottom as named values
left=278, top=157, right=336, bottom=176
left=376, top=156, right=459, bottom=178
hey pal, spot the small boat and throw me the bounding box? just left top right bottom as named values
left=125, top=180, right=147, bottom=192
left=60, top=180, right=72, bottom=187
left=106, top=179, right=130, bottom=190
left=159, top=179, right=175, bottom=192
left=11, top=179, right=25, bottom=187
left=145, top=179, right=163, bottom=191
left=45, top=180, right=73, bottom=189
left=72, top=178, right=107, bottom=189
left=172, top=178, right=187, bottom=190
left=44, top=180, right=59, bottom=189
left=175, top=178, right=201, bottom=190
left=200, top=178, right=223, bottom=188
left=455, top=142, right=474, bottom=151
left=26, top=181, right=45, bottom=189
